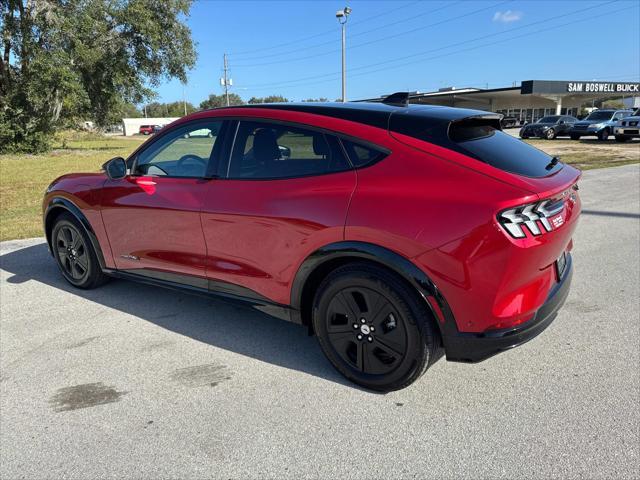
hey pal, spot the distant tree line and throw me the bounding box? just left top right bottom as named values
left=132, top=95, right=332, bottom=118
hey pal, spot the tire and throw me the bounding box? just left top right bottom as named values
left=51, top=213, right=109, bottom=289
left=597, top=128, right=610, bottom=141
left=312, top=262, right=439, bottom=392
left=520, top=134, right=529, bottom=139
left=615, top=135, right=629, bottom=142
left=545, top=128, right=556, bottom=140
left=570, top=134, right=580, bottom=140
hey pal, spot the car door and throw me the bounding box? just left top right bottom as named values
left=101, top=119, right=227, bottom=283
left=200, top=119, right=357, bottom=304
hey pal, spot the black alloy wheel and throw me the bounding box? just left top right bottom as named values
left=52, top=213, right=109, bottom=289
left=313, top=263, right=439, bottom=392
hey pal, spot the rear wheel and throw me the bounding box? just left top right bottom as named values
left=597, top=128, right=610, bottom=141
left=312, top=263, right=439, bottom=392
left=52, top=213, right=109, bottom=289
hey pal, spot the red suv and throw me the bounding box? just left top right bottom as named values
left=139, top=125, right=155, bottom=135
left=43, top=96, right=581, bottom=391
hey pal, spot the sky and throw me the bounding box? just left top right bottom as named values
left=155, top=0, right=640, bottom=105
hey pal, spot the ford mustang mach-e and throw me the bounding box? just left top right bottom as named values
left=43, top=95, right=581, bottom=391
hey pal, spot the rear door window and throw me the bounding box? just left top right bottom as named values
left=227, top=121, right=350, bottom=179
left=449, top=119, right=562, bottom=177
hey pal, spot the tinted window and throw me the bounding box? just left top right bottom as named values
left=449, top=119, right=562, bottom=177
left=614, top=111, right=631, bottom=120
left=135, top=121, right=223, bottom=177
left=228, top=121, right=350, bottom=179
left=538, top=116, right=560, bottom=123
left=341, top=140, right=387, bottom=168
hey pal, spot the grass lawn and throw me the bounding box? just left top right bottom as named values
left=0, top=131, right=638, bottom=241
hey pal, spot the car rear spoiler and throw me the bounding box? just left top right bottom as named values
left=447, top=113, right=504, bottom=139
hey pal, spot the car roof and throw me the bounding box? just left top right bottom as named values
left=214, top=102, right=500, bottom=132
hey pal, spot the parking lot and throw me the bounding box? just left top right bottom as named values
left=1, top=164, right=638, bottom=478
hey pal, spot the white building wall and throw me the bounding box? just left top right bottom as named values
left=121, top=117, right=180, bottom=136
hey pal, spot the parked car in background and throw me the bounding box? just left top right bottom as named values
left=519, top=115, right=578, bottom=140
left=500, top=116, right=520, bottom=129
left=152, top=125, right=164, bottom=134
left=614, top=108, right=640, bottom=142
left=139, top=125, right=156, bottom=135
left=569, top=109, right=634, bottom=141
left=43, top=97, right=581, bottom=391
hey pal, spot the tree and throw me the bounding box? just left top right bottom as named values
left=301, top=97, right=328, bottom=102
left=119, top=103, right=142, bottom=119
left=247, top=95, right=289, bottom=104
left=141, top=101, right=196, bottom=117
left=199, top=93, right=244, bottom=109
left=0, top=0, right=196, bottom=153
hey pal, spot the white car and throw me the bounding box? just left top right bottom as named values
left=614, top=108, right=640, bottom=142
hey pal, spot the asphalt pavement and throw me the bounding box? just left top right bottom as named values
left=1, top=164, right=639, bottom=479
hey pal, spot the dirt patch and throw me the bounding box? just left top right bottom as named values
left=49, top=382, right=127, bottom=412
left=169, top=363, right=233, bottom=388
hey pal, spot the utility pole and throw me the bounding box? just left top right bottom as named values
left=336, top=7, right=352, bottom=103
left=221, top=53, right=231, bottom=107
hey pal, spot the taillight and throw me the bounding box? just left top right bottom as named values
left=498, top=198, right=565, bottom=239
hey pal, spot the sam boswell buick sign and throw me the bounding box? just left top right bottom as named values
left=567, top=82, right=640, bottom=93
left=520, top=80, right=640, bottom=95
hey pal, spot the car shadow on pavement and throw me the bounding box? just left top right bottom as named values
left=0, top=242, right=355, bottom=389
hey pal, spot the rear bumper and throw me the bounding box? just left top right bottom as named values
left=442, top=253, right=573, bottom=363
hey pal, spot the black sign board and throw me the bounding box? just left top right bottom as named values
left=521, top=80, right=640, bottom=95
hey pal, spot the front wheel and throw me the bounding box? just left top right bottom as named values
left=615, top=135, right=629, bottom=142
left=52, top=213, right=109, bottom=289
left=597, top=128, right=610, bottom=141
left=545, top=128, right=556, bottom=140
left=570, top=134, right=580, bottom=140
left=312, top=263, right=440, bottom=392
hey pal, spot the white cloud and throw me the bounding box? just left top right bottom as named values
left=493, top=10, right=523, bottom=23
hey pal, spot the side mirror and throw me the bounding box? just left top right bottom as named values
left=102, top=157, right=127, bottom=180
left=559, top=120, right=565, bottom=124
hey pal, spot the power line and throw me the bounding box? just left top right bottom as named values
left=233, top=0, right=508, bottom=66
left=230, top=1, right=465, bottom=63
left=240, top=0, right=619, bottom=89
left=239, top=2, right=636, bottom=93
left=228, top=0, right=423, bottom=57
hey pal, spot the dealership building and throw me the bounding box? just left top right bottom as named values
left=365, top=80, right=640, bottom=122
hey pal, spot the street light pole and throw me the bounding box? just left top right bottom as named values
left=336, top=7, right=351, bottom=103
left=182, top=83, right=187, bottom=116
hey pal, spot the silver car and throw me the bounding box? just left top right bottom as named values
left=614, top=108, right=640, bottom=142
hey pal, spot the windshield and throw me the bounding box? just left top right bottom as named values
left=538, top=116, right=560, bottom=123
left=585, top=111, right=614, bottom=121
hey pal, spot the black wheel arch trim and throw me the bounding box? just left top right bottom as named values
left=290, top=241, right=459, bottom=341
left=44, top=197, right=107, bottom=270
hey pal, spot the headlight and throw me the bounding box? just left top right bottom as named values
left=498, top=199, right=566, bottom=238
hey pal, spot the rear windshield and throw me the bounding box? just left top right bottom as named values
left=449, top=120, right=562, bottom=177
